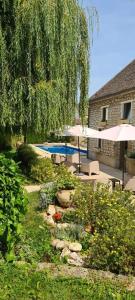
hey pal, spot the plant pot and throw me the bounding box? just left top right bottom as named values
left=125, top=156, right=135, bottom=175
left=56, top=189, right=75, bottom=208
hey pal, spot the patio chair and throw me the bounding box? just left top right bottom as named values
left=66, top=152, right=79, bottom=164
left=80, top=159, right=99, bottom=176
left=52, top=154, right=65, bottom=165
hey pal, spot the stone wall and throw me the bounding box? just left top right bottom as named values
left=88, top=90, right=135, bottom=168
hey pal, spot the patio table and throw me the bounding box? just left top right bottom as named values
left=109, top=177, right=121, bottom=190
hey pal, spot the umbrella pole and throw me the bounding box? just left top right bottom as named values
left=122, top=141, right=125, bottom=190
left=122, top=161, right=125, bottom=190
left=78, top=136, right=80, bottom=173
left=65, top=140, right=67, bottom=161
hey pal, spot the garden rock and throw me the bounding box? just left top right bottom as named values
left=67, top=252, right=84, bottom=266
left=69, top=252, right=83, bottom=262
left=61, top=247, right=71, bottom=258
left=51, top=239, right=60, bottom=247
left=67, top=258, right=83, bottom=267
left=56, top=240, right=67, bottom=250
left=45, top=215, right=56, bottom=227
left=69, top=242, right=82, bottom=252
left=55, top=206, right=75, bottom=213
left=47, top=205, right=56, bottom=216
left=55, top=206, right=66, bottom=213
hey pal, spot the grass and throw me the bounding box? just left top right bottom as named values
left=0, top=191, right=135, bottom=299
left=0, top=263, right=134, bottom=300
left=15, top=192, right=60, bottom=263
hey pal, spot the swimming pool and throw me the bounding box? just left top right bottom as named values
left=36, top=145, right=87, bottom=155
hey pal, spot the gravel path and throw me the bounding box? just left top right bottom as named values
left=24, top=185, right=42, bottom=193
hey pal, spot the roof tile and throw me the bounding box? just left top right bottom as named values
left=90, top=59, right=135, bottom=101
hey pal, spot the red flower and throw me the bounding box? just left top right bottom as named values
left=53, top=212, right=62, bottom=221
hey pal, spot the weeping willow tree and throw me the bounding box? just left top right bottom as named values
left=0, top=0, right=90, bottom=140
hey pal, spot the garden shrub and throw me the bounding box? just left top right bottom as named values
left=30, top=157, right=55, bottom=183
left=0, top=155, right=27, bottom=261
left=55, top=164, right=80, bottom=190
left=16, top=192, right=60, bottom=264
left=39, top=182, right=57, bottom=210
left=62, top=210, right=81, bottom=224
left=17, top=144, right=38, bottom=174
left=54, top=224, right=83, bottom=242
left=73, top=183, right=135, bottom=275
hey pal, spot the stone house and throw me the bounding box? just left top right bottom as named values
left=88, top=59, right=135, bottom=169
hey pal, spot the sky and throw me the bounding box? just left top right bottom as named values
left=79, top=0, right=135, bottom=96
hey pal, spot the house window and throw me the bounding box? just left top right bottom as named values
left=122, top=102, right=131, bottom=120
left=97, top=128, right=102, bottom=149
left=101, top=106, right=108, bottom=122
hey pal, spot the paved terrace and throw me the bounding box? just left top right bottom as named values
left=31, top=143, right=135, bottom=192
left=76, top=160, right=132, bottom=188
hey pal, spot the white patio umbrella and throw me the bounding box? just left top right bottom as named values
left=63, top=125, right=99, bottom=173
left=99, top=124, right=135, bottom=187
left=99, top=124, right=135, bottom=141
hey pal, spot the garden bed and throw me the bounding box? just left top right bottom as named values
left=0, top=191, right=135, bottom=299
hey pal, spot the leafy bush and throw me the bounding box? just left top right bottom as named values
left=39, top=182, right=57, bottom=210
left=55, top=164, right=79, bottom=190
left=16, top=144, right=38, bottom=174
left=54, top=224, right=83, bottom=242
left=73, top=183, right=135, bottom=275
left=62, top=210, right=82, bottom=224
left=0, top=155, right=28, bottom=261
left=30, top=157, right=55, bottom=183
left=16, top=192, right=60, bottom=263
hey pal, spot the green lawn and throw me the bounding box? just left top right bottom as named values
left=0, top=192, right=135, bottom=299
left=15, top=192, right=60, bottom=264
left=0, top=263, right=134, bottom=300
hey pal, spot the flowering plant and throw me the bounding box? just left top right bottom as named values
left=53, top=212, right=62, bottom=222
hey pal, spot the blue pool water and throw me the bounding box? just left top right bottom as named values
left=36, top=145, right=87, bottom=155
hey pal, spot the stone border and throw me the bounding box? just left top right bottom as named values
left=37, top=262, right=135, bottom=291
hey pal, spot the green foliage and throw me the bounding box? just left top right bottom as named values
left=0, top=155, right=27, bottom=261
left=30, top=158, right=55, bottom=183
left=0, top=264, right=134, bottom=300
left=39, top=182, right=57, bottom=210
left=27, top=131, right=73, bottom=144
left=45, top=133, right=73, bottom=144
left=74, top=183, right=135, bottom=275
left=16, top=144, right=38, bottom=174
left=54, top=224, right=83, bottom=242
left=2, top=149, right=17, bottom=160
left=0, top=0, right=90, bottom=136
left=16, top=192, right=60, bottom=263
left=0, top=131, right=12, bottom=151
left=56, top=164, right=79, bottom=190
left=62, top=210, right=81, bottom=223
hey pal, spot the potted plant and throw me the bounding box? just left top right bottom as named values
left=56, top=166, right=79, bottom=208
left=125, top=152, right=135, bottom=175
